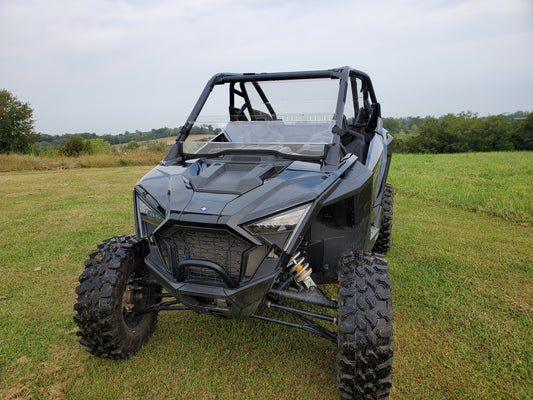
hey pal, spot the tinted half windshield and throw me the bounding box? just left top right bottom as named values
left=182, top=77, right=340, bottom=159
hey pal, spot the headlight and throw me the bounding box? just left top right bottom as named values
left=136, top=195, right=164, bottom=238
left=244, top=204, right=311, bottom=235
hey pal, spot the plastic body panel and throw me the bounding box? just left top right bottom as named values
left=307, top=161, right=374, bottom=283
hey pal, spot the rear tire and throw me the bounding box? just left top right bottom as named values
left=336, top=251, right=393, bottom=399
left=73, top=235, right=161, bottom=358
left=373, top=183, right=394, bottom=254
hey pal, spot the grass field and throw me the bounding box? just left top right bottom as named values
left=0, top=150, right=168, bottom=172
left=0, top=152, right=531, bottom=399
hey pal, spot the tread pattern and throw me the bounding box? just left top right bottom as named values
left=373, top=183, right=394, bottom=254
left=336, top=251, right=393, bottom=399
left=73, top=235, right=160, bottom=359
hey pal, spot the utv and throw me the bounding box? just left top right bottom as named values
left=74, top=66, right=394, bottom=399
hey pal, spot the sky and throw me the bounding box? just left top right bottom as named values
left=1, top=0, right=532, bottom=135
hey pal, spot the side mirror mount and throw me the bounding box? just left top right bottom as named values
left=160, top=142, right=184, bottom=166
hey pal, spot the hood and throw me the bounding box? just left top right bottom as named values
left=135, top=157, right=343, bottom=226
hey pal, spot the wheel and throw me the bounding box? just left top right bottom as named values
left=373, top=183, right=394, bottom=254
left=336, top=251, right=393, bottom=400
left=73, top=235, right=162, bottom=358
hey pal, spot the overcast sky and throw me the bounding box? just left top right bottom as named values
left=1, top=0, right=532, bottom=135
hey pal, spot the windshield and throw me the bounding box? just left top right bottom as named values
left=182, top=78, right=340, bottom=159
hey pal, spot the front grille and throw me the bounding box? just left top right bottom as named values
left=159, top=228, right=252, bottom=284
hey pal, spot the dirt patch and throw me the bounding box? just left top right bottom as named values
left=507, top=298, right=533, bottom=315
left=0, top=384, right=32, bottom=400
left=1, top=342, right=84, bottom=400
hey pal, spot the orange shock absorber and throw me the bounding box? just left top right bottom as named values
left=288, top=251, right=316, bottom=289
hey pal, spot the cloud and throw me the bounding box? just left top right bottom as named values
left=1, top=0, right=532, bottom=134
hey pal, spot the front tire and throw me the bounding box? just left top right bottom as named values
left=336, top=251, right=393, bottom=399
left=73, top=235, right=161, bottom=358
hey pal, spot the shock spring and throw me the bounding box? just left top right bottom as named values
left=288, top=251, right=316, bottom=289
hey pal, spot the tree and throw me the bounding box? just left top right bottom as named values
left=0, top=89, right=38, bottom=153
left=483, top=115, right=514, bottom=151
left=125, top=140, right=140, bottom=150
left=382, top=117, right=401, bottom=134
left=60, top=135, right=91, bottom=157
left=511, top=113, right=533, bottom=150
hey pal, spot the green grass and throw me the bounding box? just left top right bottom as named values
left=0, top=152, right=532, bottom=399
left=389, top=152, right=532, bottom=224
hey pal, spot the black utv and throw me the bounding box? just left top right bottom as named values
left=74, top=66, right=394, bottom=399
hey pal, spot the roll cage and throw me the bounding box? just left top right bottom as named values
left=164, top=66, right=381, bottom=166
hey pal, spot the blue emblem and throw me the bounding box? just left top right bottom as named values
left=200, top=206, right=209, bottom=212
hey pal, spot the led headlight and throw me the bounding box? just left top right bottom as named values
left=135, top=195, right=164, bottom=238
left=244, top=203, right=311, bottom=236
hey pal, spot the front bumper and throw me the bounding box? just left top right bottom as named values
left=143, top=222, right=284, bottom=318
left=144, top=250, right=279, bottom=318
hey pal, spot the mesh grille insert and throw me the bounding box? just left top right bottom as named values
left=161, top=228, right=252, bottom=284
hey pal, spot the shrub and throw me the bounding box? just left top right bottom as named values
left=59, top=135, right=90, bottom=157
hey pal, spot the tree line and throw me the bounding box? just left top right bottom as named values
left=1, top=89, right=531, bottom=155
left=383, top=111, right=532, bottom=153
left=36, top=127, right=179, bottom=153
left=35, top=125, right=219, bottom=154
left=0, top=89, right=220, bottom=155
